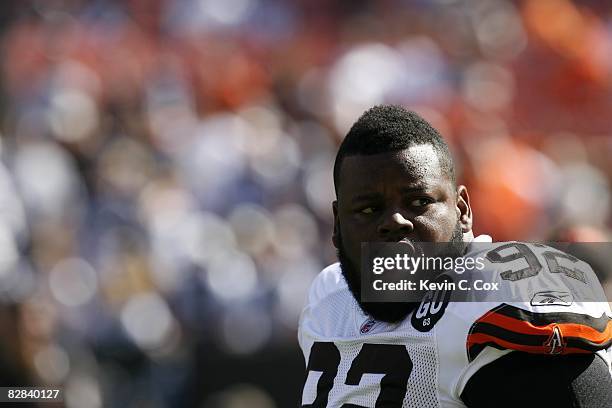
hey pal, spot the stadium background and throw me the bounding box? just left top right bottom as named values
left=0, top=0, right=611, bottom=406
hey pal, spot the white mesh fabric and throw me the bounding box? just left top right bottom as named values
left=403, top=336, right=439, bottom=408
left=300, top=265, right=440, bottom=407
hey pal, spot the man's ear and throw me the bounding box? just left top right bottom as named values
left=456, top=185, right=473, bottom=233
left=332, top=200, right=339, bottom=249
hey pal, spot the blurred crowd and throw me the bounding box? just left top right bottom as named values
left=0, top=0, right=611, bottom=407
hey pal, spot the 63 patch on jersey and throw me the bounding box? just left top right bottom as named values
left=298, top=239, right=612, bottom=407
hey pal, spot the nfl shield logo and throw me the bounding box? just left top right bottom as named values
left=360, top=319, right=376, bottom=334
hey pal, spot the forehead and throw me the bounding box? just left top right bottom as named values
left=338, top=145, right=448, bottom=197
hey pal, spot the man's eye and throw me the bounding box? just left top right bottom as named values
left=359, top=207, right=377, bottom=215
left=410, top=198, right=433, bottom=207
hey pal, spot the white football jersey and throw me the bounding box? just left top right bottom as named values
left=298, top=237, right=612, bottom=407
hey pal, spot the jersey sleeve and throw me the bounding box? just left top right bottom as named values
left=460, top=242, right=612, bottom=361
left=449, top=242, right=612, bottom=400
left=466, top=302, right=612, bottom=360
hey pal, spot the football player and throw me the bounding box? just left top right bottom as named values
left=298, top=105, right=612, bottom=407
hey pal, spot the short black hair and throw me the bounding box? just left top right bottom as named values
left=333, top=105, right=456, bottom=194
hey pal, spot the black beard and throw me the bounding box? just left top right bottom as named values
left=337, top=222, right=466, bottom=323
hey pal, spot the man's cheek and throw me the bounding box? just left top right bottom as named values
left=347, top=235, right=364, bottom=262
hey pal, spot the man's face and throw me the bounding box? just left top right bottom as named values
left=333, top=145, right=473, bottom=321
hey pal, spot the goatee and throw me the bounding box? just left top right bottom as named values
left=337, top=222, right=466, bottom=323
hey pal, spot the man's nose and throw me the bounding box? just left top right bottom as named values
left=377, top=211, right=414, bottom=237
